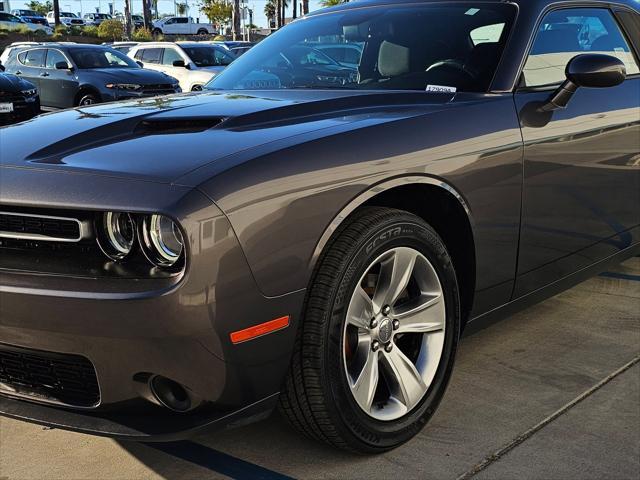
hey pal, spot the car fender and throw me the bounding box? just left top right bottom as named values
left=309, top=174, right=475, bottom=273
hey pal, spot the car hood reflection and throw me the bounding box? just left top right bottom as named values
left=0, top=89, right=454, bottom=185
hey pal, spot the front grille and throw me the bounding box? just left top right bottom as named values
left=0, top=211, right=82, bottom=241
left=142, top=84, right=178, bottom=96
left=0, top=344, right=100, bottom=408
left=70, top=19, right=84, bottom=25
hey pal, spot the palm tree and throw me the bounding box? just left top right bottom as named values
left=321, top=0, right=347, bottom=6
left=264, top=0, right=276, bottom=26
left=233, top=0, right=241, bottom=39
left=53, top=0, right=60, bottom=26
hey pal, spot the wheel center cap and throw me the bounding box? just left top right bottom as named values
left=378, top=317, right=393, bottom=343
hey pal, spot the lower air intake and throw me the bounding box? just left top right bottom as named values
left=0, top=343, right=100, bottom=408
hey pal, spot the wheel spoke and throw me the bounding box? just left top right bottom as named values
left=347, top=286, right=374, bottom=329
left=372, top=248, right=417, bottom=312
left=394, top=293, right=444, bottom=334
left=351, top=349, right=380, bottom=412
left=382, top=347, right=427, bottom=409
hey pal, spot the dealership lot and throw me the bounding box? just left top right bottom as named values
left=1, top=257, right=638, bottom=480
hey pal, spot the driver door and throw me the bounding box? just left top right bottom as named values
left=39, top=49, right=78, bottom=109
left=513, top=7, right=640, bottom=297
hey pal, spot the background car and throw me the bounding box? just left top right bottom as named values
left=0, top=12, right=53, bottom=34
left=103, top=41, right=139, bottom=54
left=2, top=44, right=180, bottom=108
left=0, top=66, right=40, bottom=125
left=229, top=44, right=255, bottom=57
left=128, top=41, right=235, bottom=91
left=315, top=43, right=363, bottom=69
left=10, top=9, right=48, bottom=26
left=46, top=11, right=85, bottom=27
left=151, top=16, right=216, bottom=36
left=83, top=12, right=112, bottom=26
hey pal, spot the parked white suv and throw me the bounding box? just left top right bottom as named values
left=0, top=12, right=53, bottom=34
left=128, top=42, right=235, bottom=91
left=151, top=17, right=216, bottom=36
left=46, top=11, right=86, bottom=27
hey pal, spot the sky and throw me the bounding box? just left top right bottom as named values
left=11, top=0, right=324, bottom=29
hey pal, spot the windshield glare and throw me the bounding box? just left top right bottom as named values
left=207, top=3, right=515, bottom=92
left=183, top=46, right=235, bottom=67
left=70, top=48, right=139, bottom=69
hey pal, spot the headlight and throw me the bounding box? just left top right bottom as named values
left=21, top=88, right=37, bottom=97
left=96, top=212, right=136, bottom=261
left=105, top=83, right=142, bottom=90
left=140, top=214, right=185, bottom=268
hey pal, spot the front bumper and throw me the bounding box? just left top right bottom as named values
left=0, top=96, right=40, bottom=126
left=0, top=170, right=305, bottom=439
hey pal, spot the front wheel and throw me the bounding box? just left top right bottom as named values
left=77, top=92, right=99, bottom=106
left=279, top=207, right=461, bottom=453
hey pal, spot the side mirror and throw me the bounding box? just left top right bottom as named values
left=0, top=64, right=5, bottom=72
left=540, top=54, right=626, bottom=112
left=136, top=61, right=144, bottom=68
left=172, top=60, right=186, bottom=68
left=55, top=61, right=71, bottom=70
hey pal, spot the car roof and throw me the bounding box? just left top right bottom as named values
left=311, top=0, right=638, bottom=13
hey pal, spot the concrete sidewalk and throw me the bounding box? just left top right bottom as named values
left=1, top=258, right=638, bottom=480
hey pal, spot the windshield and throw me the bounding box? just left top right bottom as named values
left=207, top=3, right=515, bottom=92
left=19, top=10, right=40, bottom=16
left=182, top=46, right=235, bottom=67
left=60, top=12, right=78, bottom=18
left=69, top=48, right=139, bottom=69
left=96, top=14, right=111, bottom=19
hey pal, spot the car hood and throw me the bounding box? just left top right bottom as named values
left=0, top=89, right=455, bottom=185
left=0, top=73, right=34, bottom=92
left=84, top=68, right=176, bottom=84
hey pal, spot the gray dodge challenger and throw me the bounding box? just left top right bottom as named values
left=0, top=0, right=639, bottom=453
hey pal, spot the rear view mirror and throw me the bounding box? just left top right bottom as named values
left=540, top=54, right=626, bottom=112
left=172, top=60, right=186, bottom=68
left=55, top=61, right=71, bottom=70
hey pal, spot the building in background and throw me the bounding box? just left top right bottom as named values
left=0, top=0, right=11, bottom=13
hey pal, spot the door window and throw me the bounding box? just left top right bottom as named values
left=176, top=17, right=188, bottom=23
left=522, top=8, right=640, bottom=87
left=45, top=49, right=67, bottom=69
left=18, top=49, right=46, bottom=67
left=162, top=48, right=183, bottom=65
left=137, top=48, right=162, bottom=64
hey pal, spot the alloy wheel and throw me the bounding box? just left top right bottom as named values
left=343, top=246, right=446, bottom=421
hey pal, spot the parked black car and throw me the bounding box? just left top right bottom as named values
left=0, top=66, right=40, bottom=125
left=0, top=0, right=639, bottom=454
left=2, top=44, right=180, bottom=109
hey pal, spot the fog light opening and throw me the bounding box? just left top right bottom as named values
left=149, top=376, right=192, bottom=413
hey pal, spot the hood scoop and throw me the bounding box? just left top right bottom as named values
left=134, top=117, right=225, bottom=135
left=26, top=116, right=225, bottom=165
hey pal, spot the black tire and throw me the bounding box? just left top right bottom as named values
left=153, top=28, right=162, bottom=37
left=197, top=29, right=208, bottom=36
left=76, top=92, right=100, bottom=106
left=279, top=207, right=461, bottom=453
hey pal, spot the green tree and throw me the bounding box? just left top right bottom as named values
left=97, top=18, right=124, bottom=40
left=264, top=0, right=275, bottom=24
left=200, top=0, right=232, bottom=27
left=26, top=0, right=52, bottom=15
left=320, top=0, right=347, bottom=7
left=176, top=3, right=188, bottom=15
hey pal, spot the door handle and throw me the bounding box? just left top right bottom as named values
left=39, top=72, right=50, bottom=77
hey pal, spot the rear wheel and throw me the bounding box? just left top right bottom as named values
left=279, top=207, right=461, bottom=453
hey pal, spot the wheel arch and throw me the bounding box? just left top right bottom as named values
left=310, top=176, right=477, bottom=325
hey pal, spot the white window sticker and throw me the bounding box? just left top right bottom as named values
left=426, top=85, right=457, bottom=93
